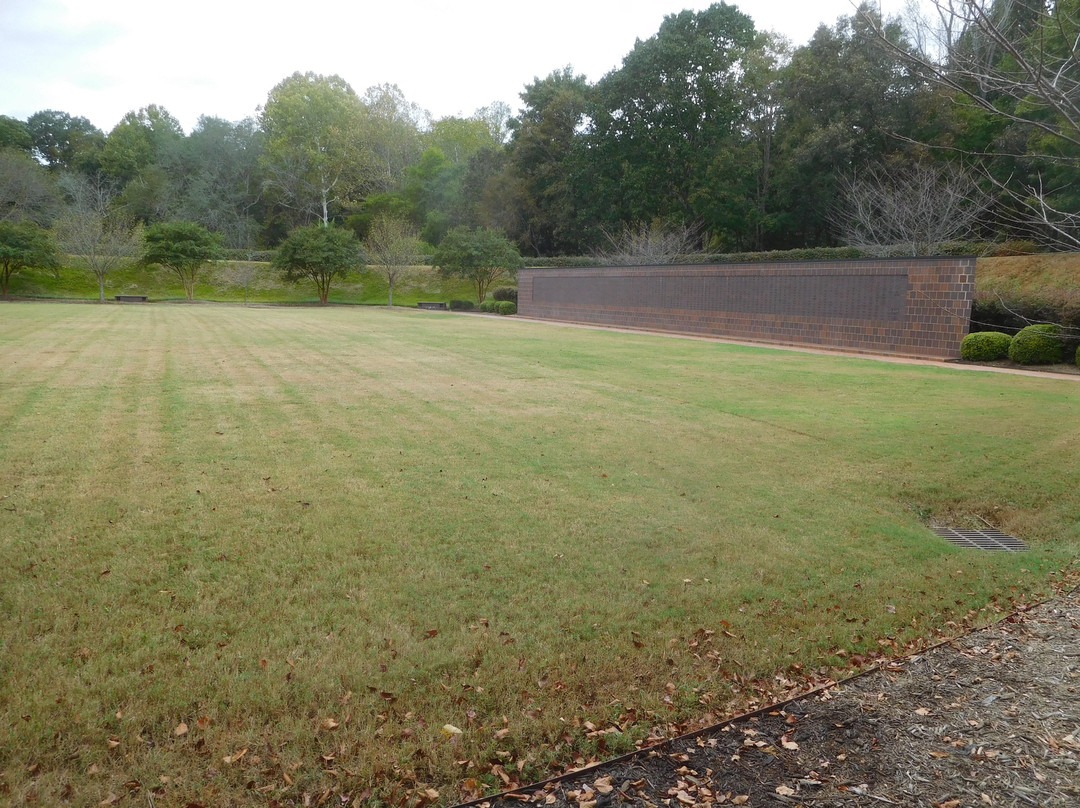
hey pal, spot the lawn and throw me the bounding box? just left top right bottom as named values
left=1, top=303, right=1077, bottom=806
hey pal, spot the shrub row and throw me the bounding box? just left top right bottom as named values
left=477, top=299, right=516, bottom=315
left=448, top=299, right=474, bottom=311
left=962, top=323, right=1077, bottom=366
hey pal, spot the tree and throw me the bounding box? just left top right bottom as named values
left=831, top=161, right=990, bottom=255
left=863, top=0, right=1080, bottom=248
left=432, top=226, right=522, bottom=303
left=768, top=5, right=924, bottom=247
left=142, top=221, right=221, bottom=300
left=0, top=148, right=60, bottom=224
left=0, top=116, right=32, bottom=153
left=173, top=116, right=265, bottom=248
left=272, top=224, right=359, bottom=304
left=509, top=67, right=593, bottom=255
left=25, top=110, right=104, bottom=171
left=99, top=105, right=184, bottom=185
left=260, top=72, right=371, bottom=227
left=595, top=221, right=702, bottom=265
left=55, top=174, right=142, bottom=302
left=363, top=215, right=424, bottom=306
left=582, top=4, right=756, bottom=229
left=360, top=83, right=427, bottom=193
left=0, top=220, right=58, bottom=296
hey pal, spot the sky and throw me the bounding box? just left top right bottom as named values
left=0, top=0, right=909, bottom=134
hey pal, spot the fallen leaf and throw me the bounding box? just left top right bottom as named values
left=782, top=740, right=799, bottom=751
left=223, top=747, right=248, bottom=764
left=776, top=785, right=796, bottom=796
left=915, top=707, right=931, bottom=716
left=732, top=796, right=750, bottom=805
left=441, top=724, right=463, bottom=738
left=321, top=718, right=340, bottom=730
left=174, top=722, right=188, bottom=736
left=424, top=788, right=439, bottom=800
left=106, top=737, right=120, bottom=748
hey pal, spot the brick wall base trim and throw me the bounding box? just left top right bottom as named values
left=518, top=258, right=975, bottom=360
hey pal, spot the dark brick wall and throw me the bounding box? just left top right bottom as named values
left=517, top=258, right=975, bottom=360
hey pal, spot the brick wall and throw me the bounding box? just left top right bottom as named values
left=517, top=257, right=975, bottom=360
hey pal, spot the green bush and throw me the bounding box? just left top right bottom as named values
left=492, top=287, right=518, bottom=303
left=496, top=301, right=516, bottom=315
left=1008, top=323, right=1062, bottom=365
left=1076, top=344, right=1080, bottom=367
left=479, top=300, right=496, bottom=312
left=448, top=299, right=474, bottom=311
left=960, top=331, right=1012, bottom=361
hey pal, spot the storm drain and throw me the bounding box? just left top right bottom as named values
left=932, top=526, right=1029, bottom=552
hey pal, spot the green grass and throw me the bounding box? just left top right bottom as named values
left=4, top=260, right=482, bottom=305
left=1, top=303, right=1077, bottom=806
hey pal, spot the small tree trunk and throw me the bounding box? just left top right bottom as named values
left=98, top=274, right=105, bottom=303
left=388, top=281, right=393, bottom=307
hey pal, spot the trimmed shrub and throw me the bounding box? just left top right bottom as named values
left=496, top=301, right=516, bottom=315
left=1008, top=323, right=1062, bottom=365
left=492, top=287, right=518, bottom=303
left=448, top=299, right=474, bottom=311
left=479, top=299, right=496, bottom=312
left=960, top=331, right=1012, bottom=361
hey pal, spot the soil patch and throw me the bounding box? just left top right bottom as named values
left=476, top=585, right=1080, bottom=808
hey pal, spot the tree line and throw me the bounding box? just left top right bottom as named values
left=1, top=0, right=1077, bottom=274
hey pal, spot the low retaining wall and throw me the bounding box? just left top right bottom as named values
left=517, top=257, right=975, bottom=360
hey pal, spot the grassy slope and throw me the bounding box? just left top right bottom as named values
left=977, top=253, right=1080, bottom=299
left=0, top=305, right=1077, bottom=806
left=4, top=260, right=482, bottom=305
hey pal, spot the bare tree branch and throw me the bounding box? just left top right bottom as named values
left=595, top=221, right=703, bottom=266
left=832, top=161, right=989, bottom=255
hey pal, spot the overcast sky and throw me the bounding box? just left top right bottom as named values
left=0, top=0, right=908, bottom=134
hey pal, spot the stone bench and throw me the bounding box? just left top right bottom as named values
left=115, top=295, right=149, bottom=303
left=417, top=301, right=448, bottom=310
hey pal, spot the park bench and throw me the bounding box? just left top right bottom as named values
left=115, top=295, right=149, bottom=303
left=417, top=301, right=448, bottom=310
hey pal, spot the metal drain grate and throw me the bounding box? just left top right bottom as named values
left=932, top=526, right=1029, bottom=552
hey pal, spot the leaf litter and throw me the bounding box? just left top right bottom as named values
left=473, top=584, right=1080, bottom=807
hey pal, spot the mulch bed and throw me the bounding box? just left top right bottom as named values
left=471, top=586, right=1080, bottom=808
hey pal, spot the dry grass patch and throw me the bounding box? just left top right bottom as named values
left=0, top=304, right=1077, bottom=806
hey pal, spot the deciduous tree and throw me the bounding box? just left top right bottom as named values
left=0, top=148, right=60, bottom=225
left=272, top=224, right=359, bottom=304
left=0, top=220, right=58, bottom=296
left=583, top=4, right=756, bottom=228
left=432, top=226, right=522, bottom=303
left=142, top=220, right=221, bottom=300
left=363, top=215, right=423, bottom=306
left=864, top=0, right=1080, bottom=247
left=25, top=110, right=104, bottom=172
left=55, top=174, right=141, bottom=302
left=260, top=72, right=370, bottom=227
left=831, top=161, right=989, bottom=255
